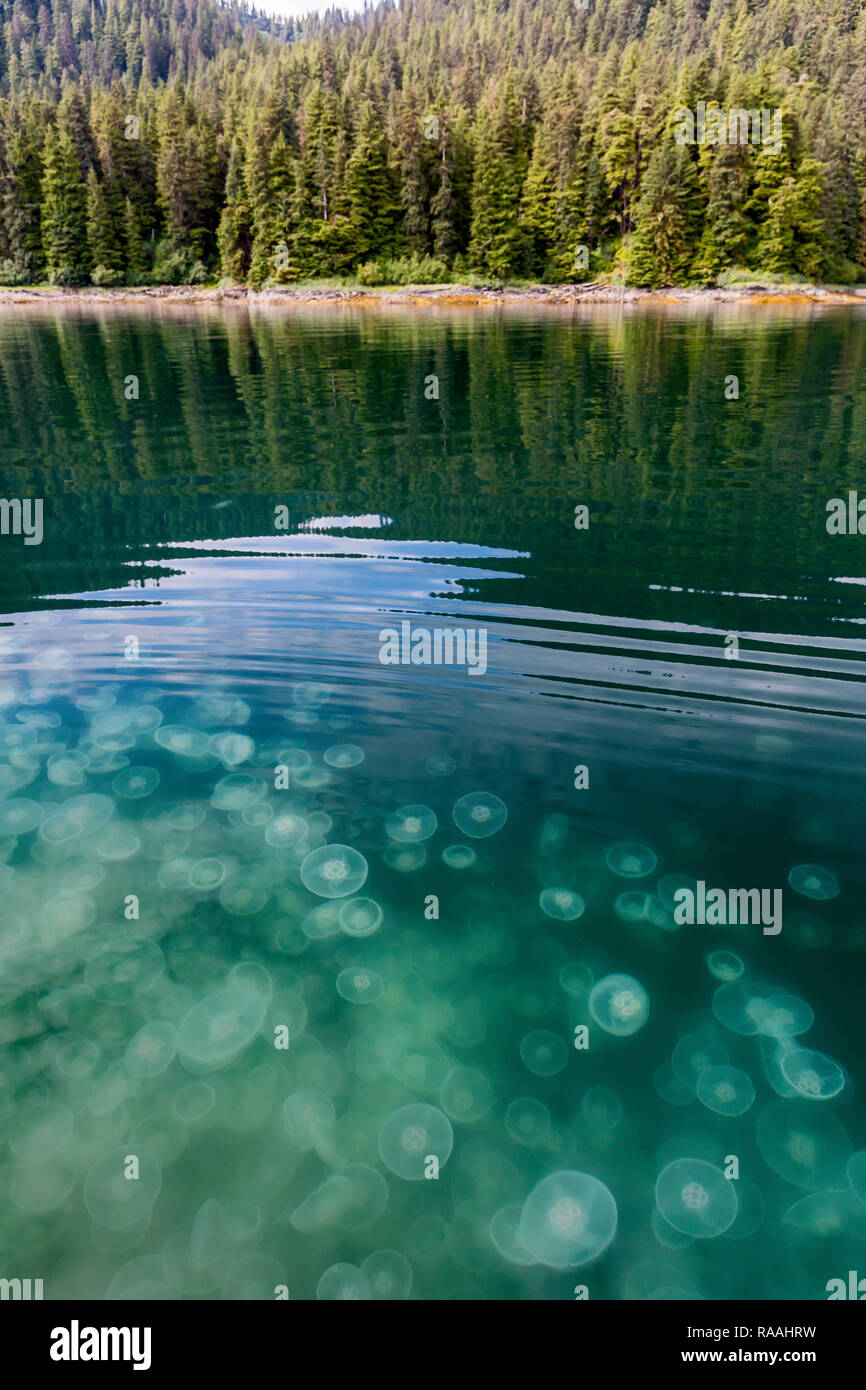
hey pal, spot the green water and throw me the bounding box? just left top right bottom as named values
left=1, top=303, right=865, bottom=1301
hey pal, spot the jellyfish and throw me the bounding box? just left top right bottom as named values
left=39, top=793, right=114, bottom=844
left=189, top=858, right=227, bottom=890
left=112, top=766, right=160, bottom=800
left=210, top=773, right=267, bottom=812
left=452, top=791, right=508, bottom=839
left=605, top=841, right=658, bottom=878
left=361, top=1250, right=413, bottom=1300
left=722, top=1178, right=765, bottom=1241
left=9, top=1101, right=74, bottom=1161
left=539, top=887, right=586, bottom=922
left=786, top=913, right=832, bottom=949
left=386, top=804, right=438, bottom=843
left=302, top=902, right=343, bottom=940
left=653, top=1063, right=695, bottom=1108
left=783, top=1190, right=855, bottom=1237
left=378, top=1103, right=454, bottom=1180
left=613, top=891, right=673, bottom=929
left=106, top=1256, right=173, bottom=1301
left=222, top=1254, right=287, bottom=1300
left=85, top=937, right=165, bottom=1005
left=338, top=1163, right=390, bottom=1230
left=173, top=1082, right=216, bottom=1124
left=671, top=1033, right=730, bottom=1092
left=705, top=950, right=744, bottom=982
left=336, top=967, right=384, bottom=1004
left=168, top=804, right=207, bottom=830
left=178, top=986, right=267, bottom=1068
left=124, top=1021, right=178, bottom=1079
left=300, top=843, right=368, bottom=898
left=10, top=1159, right=77, bottom=1214
left=557, top=961, right=594, bottom=999
left=788, top=863, right=839, bottom=901
left=520, top=1029, right=569, bottom=1077
left=84, top=1145, right=162, bottom=1230
left=208, top=731, right=256, bottom=767
left=581, top=1087, right=623, bottom=1132
left=712, top=978, right=813, bottom=1038
left=264, top=812, right=310, bottom=849
left=316, top=1263, right=371, bottom=1300
left=219, top=877, right=268, bottom=916
left=282, top=1091, right=335, bottom=1151
left=439, top=1066, right=495, bottom=1123
left=505, top=1096, right=551, bottom=1147
left=655, top=1159, right=737, bottom=1238
left=589, top=973, right=649, bottom=1037
left=538, top=813, right=570, bottom=858
left=384, top=842, right=427, bottom=872
left=442, top=844, right=477, bottom=869
left=323, top=744, right=365, bottom=769
left=293, top=765, right=332, bottom=791
left=290, top=1176, right=355, bottom=1233
left=651, top=1207, right=695, bottom=1250
left=518, top=1170, right=617, bottom=1269
left=756, top=1099, right=852, bottom=1190
left=696, top=1065, right=755, bottom=1117
left=657, top=873, right=698, bottom=910
left=425, top=754, right=456, bottom=777
left=779, top=1048, right=845, bottom=1101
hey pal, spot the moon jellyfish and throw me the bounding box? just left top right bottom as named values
left=40, top=793, right=114, bottom=843
left=301, top=901, right=342, bottom=940
left=107, top=1256, right=173, bottom=1301
left=384, top=842, right=427, bottom=872
left=208, top=731, right=255, bottom=767
left=520, top=1029, right=568, bottom=1077
left=613, top=891, right=672, bottom=929
left=222, top=1254, right=287, bottom=1300
left=657, top=873, right=698, bottom=910
left=84, top=1145, right=162, bottom=1230
left=712, top=978, right=813, bottom=1038
left=653, top=1063, right=695, bottom=1108
left=361, top=1249, right=413, bottom=1300
left=558, top=961, right=594, bottom=999
left=581, top=1087, right=623, bottom=1132
left=124, top=1021, right=178, bottom=1079
left=426, top=754, right=456, bottom=777
left=210, top=773, right=266, bottom=812
left=538, top=813, right=569, bottom=858
left=539, top=887, right=586, bottom=922
left=696, top=1065, right=755, bottom=1117
left=264, top=812, right=309, bottom=849
left=505, top=1096, right=551, bottom=1147
left=787, top=913, right=832, bottom=949
left=179, top=987, right=267, bottom=1068
left=655, top=1159, right=737, bottom=1238
left=706, top=950, right=744, bottom=982
left=788, top=863, right=840, bottom=901
left=168, top=804, right=207, bottom=830
left=723, top=1178, right=765, bottom=1240
left=652, top=1207, right=695, bottom=1250
left=378, top=1103, right=454, bottom=1180
left=439, top=1066, right=495, bottom=1122
left=10, top=1159, right=77, bottom=1214
left=112, top=766, right=160, bottom=800
left=338, top=1163, right=390, bottom=1230
left=9, top=1102, right=74, bottom=1161
left=85, top=937, right=165, bottom=1004
left=291, top=1175, right=354, bottom=1233
left=173, top=1082, right=215, bottom=1123
left=385, top=804, right=438, bottom=843
left=518, top=1170, right=617, bottom=1269
left=189, top=857, right=227, bottom=890
left=487, top=1205, right=538, bottom=1267
left=784, top=1189, right=855, bottom=1236
left=316, top=1263, right=371, bottom=1300
left=452, top=791, right=508, bottom=839
left=605, top=841, right=657, bottom=878
left=219, top=877, right=268, bottom=916
left=671, top=1033, right=730, bottom=1092
left=282, top=1092, right=335, bottom=1151
left=442, top=844, right=477, bottom=871
left=780, top=1048, right=845, bottom=1101
left=300, top=844, right=368, bottom=898
left=0, top=799, right=44, bottom=834
left=336, top=967, right=384, bottom=1004
left=589, top=973, right=649, bottom=1037
left=756, top=1099, right=852, bottom=1190
left=323, top=743, right=365, bottom=768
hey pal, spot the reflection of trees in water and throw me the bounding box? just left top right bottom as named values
left=1, top=308, right=864, bottom=630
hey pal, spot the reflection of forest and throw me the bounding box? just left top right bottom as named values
left=1, top=308, right=865, bottom=629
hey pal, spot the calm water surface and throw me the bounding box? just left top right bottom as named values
left=1, top=303, right=865, bottom=1300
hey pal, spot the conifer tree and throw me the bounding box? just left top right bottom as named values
left=41, top=123, right=89, bottom=284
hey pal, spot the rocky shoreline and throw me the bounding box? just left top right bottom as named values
left=1, top=282, right=865, bottom=308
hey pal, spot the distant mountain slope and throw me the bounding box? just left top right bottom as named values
left=1, top=0, right=865, bottom=287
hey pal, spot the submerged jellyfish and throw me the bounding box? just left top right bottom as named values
left=696, top=1065, right=755, bottom=1117
left=219, top=877, right=268, bottom=916
left=189, top=858, right=227, bottom=890
left=178, top=987, right=267, bottom=1068
left=505, top=1097, right=552, bottom=1147
left=705, top=950, right=744, bottom=982
left=316, top=1263, right=371, bottom=1300
left=452, top=791, right=508, bottom=839
left=786, top=913, right=833, bottom=949
left=653, top=1063, right=695, bottom=1108
left=85, top=937, right=165, bottom=1004
left=442, top=844, right=477, bottom=869
left=336, top=967, right=384, bottom=1004
left=84, top=1145, right=162, bottom=1230
left=378, top=1103, right=454, bottom=1181
left=671, top=1034, right=730, bottom=1092
left=173, top=1083, right=215, bottom=1124
left=539, top=887, right=586, bottom=922
left=655, top=1159, right=737, bottom=1238
left=210, top=774, right=266, bottom=812
left=439, top=1066, right=495, bottom=1122
left=265, top=812, right=309, bottom=848
left=301, top=844, right=368, bottom=898
left=0, top=798, right=44, bottom=835
left=589, top=973, right=649, bottom=1037
left=156, top=725, right=211, bottom=757
left=520, top=1030, right=569, bottom=1077
left=712, top=978, right=813, bottom=1038
left=124, top=1021, right=178, bottom=1079
left=614, top=891, right=672, bottom=929
left=40, top=793, right=114, bottom=843
left=605, top=842, right=657, bottom=878
left=9, top=1102, right=74, bottom=1161
left=337, top=897, right=382, bottom=939
left=112, top=766, right=160, bottom=800
left=788, top=864, right=840, bottom=901
left=282, top=1092, right=335, bottom=1151
left=518, top=1170, right=617, bottom=1269
left=783, top=1190, right=855, bottom=1237
left=323, top=744, right=365, bottom=769
left=426, top=754, right=457, bottom=777
left=779, top=1048, right=845, bottom=1101
left=756, top=1099, right=852, bottom=1190
left=558, top=961, right=594, bottom=998
left=361, top=1250, right=413, bottom=1300
left=581, top=1087, right=623, bottom=1133
left=291, top=1176, right=354, bottom=1233
left=847, top=1151, right=866, bottom=1206
left=386, top=804, right=438, bottom=843
left=538, top=813, right=569, bottom=858
left=384, top=842, right=427, bottom=872
left=209, top=731, right=255, bottom=767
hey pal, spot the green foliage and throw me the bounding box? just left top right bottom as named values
left=356, top=253, right=450, bottom=286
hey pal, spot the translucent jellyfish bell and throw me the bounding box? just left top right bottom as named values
left=538, top=813, right=569, bottom=858
left=452, top=791, right=508, bottom=839
left=605, top=841, right=657, bottom=878
left=505, top=1097, right=551, bottom=1147
left=0, top=798, right=44, bottom=834
left=442, top=844, right=477, bottom=869
left=384, top=842, right=427, bottom=872
left=124, top=1021, right=178, bottom=1079
left=671, top=1033, right=730, bottom=1092
left=336, top=967, right=384, bottom=1004
left=208, top=731, right=256, bottom=767
left=323, top=744, right=365, bottom=769
left=265, top=812, right=310, bottom=849
left=40, top=793, right=114, bottom=843
left=696, top=1065, right=755, bottom=1117
left=518, top=1170, right=617, bottom=1269
left=788, top=863, right=840, bottom=901
left=85, top=937, right=165, bottom=1004
left=178, top=987, right=267, bottom=1068
left=426, top=754, right=456, bottom=777
left=756, top=1099, right=853, bottom=1190
left=300, top=843, right=368, bottom=898
left=520, top=1029, right=568, bottom=1076
left=84, top=1145, right=162, bottom=1230
left=846, top=1150, right=866, bottom=1206
left=316, top=1263, right=371, bottom=1300
left=705, top=950, right=744, bottom=982
left=439, top=1066, right=495, bottom=1122
left=539, top=887, right=586, bottom=922
left=655, top=1159, right=737, bottom=1238
left=361, top=1249, right=413, bottom=1300
left=112, top=766, right=160, bottom=800
left=712, top=978, right=813, bottom=1038
left=338, top=896, right=383, bottom=937
left=783, top=1190, right=855, bottom=1237
left=589, top=973, right=649, bottom=1037
left=189, top=858, right=227, bottom=890
left=779, top=1048, right=845, bottom=1101
left=210, top=773, right=266, bottom=812
left=385, top=803, right=438, bottom=843
left=378, top=1103, right=454, bottom=1180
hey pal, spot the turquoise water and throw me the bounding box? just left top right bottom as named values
left=1, top=303, right=865, bottom=1300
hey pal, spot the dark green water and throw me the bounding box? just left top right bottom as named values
left=1, top=303, right=865, bottom=1301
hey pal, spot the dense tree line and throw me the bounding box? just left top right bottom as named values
left=1, top=0, right=866, bottom=288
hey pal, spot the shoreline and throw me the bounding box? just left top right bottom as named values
left=1, top=282, right=866, bottom=310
